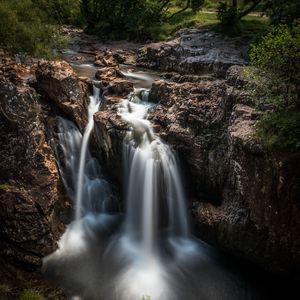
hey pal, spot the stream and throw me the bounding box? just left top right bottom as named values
left=43, top=61, right=294, bottom=300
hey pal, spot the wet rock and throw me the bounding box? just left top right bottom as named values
left=148, top=78, right=300, bottom=275
left=96, top=66, right=134, bottom=97
left=0, top=82, right=65, bottom=269
left=93, top=106, right=128, bottom=183
left=35, top=60, right=89, bottom=130
left=226, top=65, right=248, bottom=87
left=137, top=28, right=247, bottom=78
left=94, top=50, right=118, bottom=67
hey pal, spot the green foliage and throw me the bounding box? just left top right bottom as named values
left=246, top=24, right=300, bottom=150
left=18, top=289, right=45, bottom=300
left=191, top=0, right=205, bottom=12
left=81, top=0, right=166, bottom=40
left=217, top=0, right=263, bottom=29
left=217, top=2, right=238, bottom=26
left=0, top=0, right=67, bottom=57
left=32, top=0, right=83, bottom=25
left=0, top=183, right=13, bottom=191
left=248, top=24, right=300, bottom=104
left=264, top=0, right=300, bottom=25
left=80, top=0, right=207, bottom=40
left=256, top=111, right=300, bottom=149
left=0, top=284, right=11, bottom=300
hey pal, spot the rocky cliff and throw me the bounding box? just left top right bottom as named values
left=137, top=28, right=248, bottom=77
left=0, top=26, right=299, bottom=282
left=0, top=52, right=92, bottom=272
left=91, top=33, right=300, bottom=276
left=0, top=53, right=65, bottom=270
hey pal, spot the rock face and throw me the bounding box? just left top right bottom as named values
left=148, top=72, right=300, bottom=275
left=93, top=63, right=300, bottom=275
left=95, top=66, right=134, bottom=97
left=35, top=60, right=89, bottom=130
left=137, top=28, right=248, bottom=77
left=0, top=81, right=66, bottom=269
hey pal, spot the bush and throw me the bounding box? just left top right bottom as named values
left=19, top=288, right=45, bottom=300
left=32, top=0, right=83, bottom=25
left=217, top=2, right=238, bottom=26
left=265, top=0, right=300, bottom=25
left=246, top=23, right=300, bottom=150
left=0, top=0, right=67, bottom=57
left=0, top=283, right=12, bottom=299
left=81, top=0, right=165, bottom=40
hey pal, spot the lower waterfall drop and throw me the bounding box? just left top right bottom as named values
left=43, top=69, right=268, bottom=300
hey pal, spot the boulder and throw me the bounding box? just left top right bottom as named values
left=149, top=78, right=300, bottom=275
left=35, top=60, right=89, bottom=131
left=0, top=82, right=66, bottom=269
left=95, top=66, right=134, bottom=97
left=137, top=28, right=248, bottom=78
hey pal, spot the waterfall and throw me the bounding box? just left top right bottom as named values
left=55, top=84, right=111, bottom=220
left=119, top=96, right=190, bottom=257
left=75, top=85, right=101, bottom=220
left=43, top=68, right=266, bottom=300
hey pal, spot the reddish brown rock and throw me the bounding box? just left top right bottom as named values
left=94, top=50, right=118, bottom=67
left=93, top=73, right=300, bottom=275
left=35, top=60, right=89, bottom=130
left=149, top=79, right=300, bottom=275
left=137, top=28, right=248, bottom=77
left=0, top=82, right=66, bottom=269
left=95, top=66, right=134, bottom=97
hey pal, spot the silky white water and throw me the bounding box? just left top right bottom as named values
left=75, top=85, right=101, bottom=220
left=43, top=68, right=268, bottom=300
left=54, top=84, right=111, bottom=221
left=119, top=92, right=190, bottom=257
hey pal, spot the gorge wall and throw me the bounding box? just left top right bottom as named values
left=0, top=27, right=299, bottom=282
left=0, top=53, right=89, bottom=271
left=92, top=29, right=300, bottom=276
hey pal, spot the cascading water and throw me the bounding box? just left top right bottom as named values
left=43, top=67, right=280, bottom=300
left=119, top=91, right=190, bottom=257
left=55, top=84, right=111, bottom=220
left=75, top=84, right=101, bottom=220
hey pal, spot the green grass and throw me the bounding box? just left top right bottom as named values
left=0, top=284, right=11, bottom=300
left=0, top=183, right=14, bottom=191
left=150, top=8, right=269, bottom=41
left=203, top=0, right=220, bottom=10
left=18, top=288, right=45, bottom=300
left=150, top=9, right=218, bottom=40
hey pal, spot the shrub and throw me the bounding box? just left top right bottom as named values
left=32, top=0, right=83, bottom=25
left=19, top=288, right=45, bottom=300
left=217, top=2, right=238, bottom=26
left=246, top=23, right=300, bottom=150
left=0, top=283, right=12, bottom=299
left=0, top=0, right=67, bottom=58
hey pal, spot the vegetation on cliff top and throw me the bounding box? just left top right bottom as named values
left=0, top=0, right=282, bottom=54
left=0, top=0, right=67, bottom=57
left=0, top=0, right=299, bottom=150
left=247, top=23, right=300, bottom=150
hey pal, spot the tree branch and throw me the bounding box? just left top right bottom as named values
left=167, top=0, right=191, bottom=20
left=238, top=0, right=262, bottom=19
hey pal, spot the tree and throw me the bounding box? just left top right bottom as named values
left=80, top=0, right=205, bottom=40
left=32, top=0, right=82, bottom=25
left=246, top=24, right=300, bottom=149
left=263, top=0, right=300, bottom=25
left=217, top=0, right=263, bottom=26
left=0, top=0, right=66, bottom=57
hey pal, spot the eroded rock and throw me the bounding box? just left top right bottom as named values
left=35, top=60, right=89, bottom=130
left=0, top=82, right=66, bottom=269
left=149, top=79, right=300, bottom=275
left=137, top=28, right=247, bottom=77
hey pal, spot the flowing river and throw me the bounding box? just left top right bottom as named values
left=43, top=65, right=292, bottom=300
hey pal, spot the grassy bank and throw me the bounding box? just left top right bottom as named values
left=151, top=8, right=269, bottom=41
